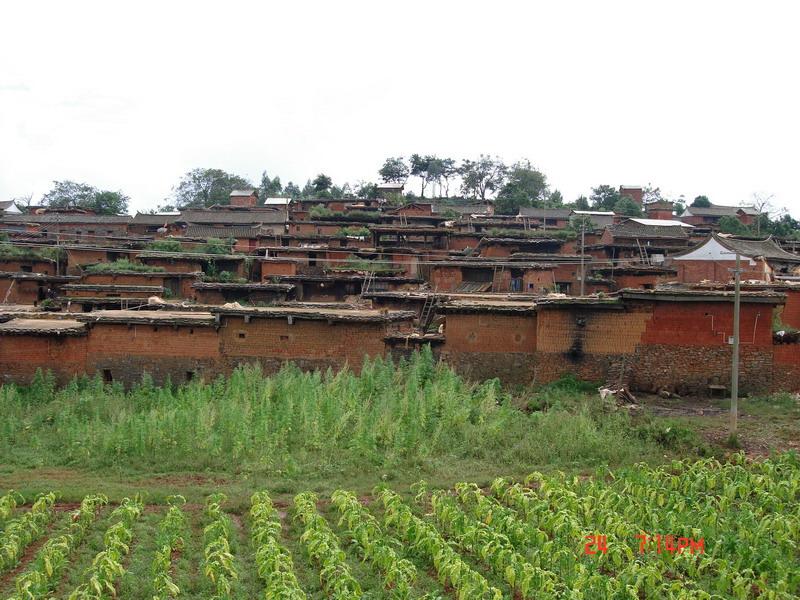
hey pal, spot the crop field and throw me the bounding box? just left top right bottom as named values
left=0, top=453, right=798, bottom=599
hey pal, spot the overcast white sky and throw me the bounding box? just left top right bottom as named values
left=1, top=0, right=798, bottom=215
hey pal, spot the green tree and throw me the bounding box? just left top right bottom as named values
left=642, top=185, right=663, bottom=204
left=495, top=160, right=548, bottom=214
left=459, top=155, right=507, bottom=200
left=311, top=174, right=333, bottom=197
left=41, top=180, right=129, bottom=214
left=613, top=196, right=643, bottom=217
left=590, top=185, right=621, bottom=211
left=691, top=195, right=711, bottom=207
left=409, top=154, right=434, bottom=198
left=573, top=195, right=590, bottom=210
left=169, top=168, right=253, bottom=208
left=438, top=158, right=458, bottom=197
left=284, top=181, right=302, bottom=199
left=355, top=181, right=379, bottom=199
left=718, top=215, right=750, bottom=235
left=258, top=171, right=283, bottom=201
left=674, top=201, right=686, bottom=216
left=88, top=190, right=130, bottom=215
left=378, top=157, right=409, bottom=183
left=547, top=189, right=564, bottom=206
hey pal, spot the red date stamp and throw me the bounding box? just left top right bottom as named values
left=584, top=534, right=704, bottom=555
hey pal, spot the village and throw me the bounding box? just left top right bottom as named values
left=1, top=183, right=799, bottom=396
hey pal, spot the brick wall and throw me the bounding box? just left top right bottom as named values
left=440, top=312, right=537, bottom=384
left=0, top=335, right=88, bottom=385
left=672, top=258, right=768, bottom=284
left=85, top=322, right=221, bottom=385
left=219, top=316, right=388, bottom=373
left=0, top=279, right=44, bottom=304
left=0, top=259, right=56, bottom=275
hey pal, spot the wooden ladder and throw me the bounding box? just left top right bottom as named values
left=418, top=292, right=438, bottom=333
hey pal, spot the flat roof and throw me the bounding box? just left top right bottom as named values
left=76, top=309, right=216, bottom=326
left=210, top=305, right=415, bottom=323
left=620, top=288, right=786, bottom=303
left=62, top=284, right=165, bottom=293
left=137, top=251, right=248, bottom=260
left=439, top=299, right=537, bottom=315
left=0, top=318, right=87, bottom=336
left=191, top=282, right=295, bottom=291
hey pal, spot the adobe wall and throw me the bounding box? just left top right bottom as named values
left=219, top=316, right=390, bottom=373
left=0, top=279, right=44, bottom=304
left=672, top=259, right=767, bottom=284
left=772, top=344, right=800, bottom=392
left=534, top=305, right=649, bottom=384
left=439, top=312, right=537, bottom=384
left=0, top=335, right=88, bottom=385
left=85, top=322, right=222, bottom=386
left=0, top=259, right=56, bottom=275
left=628, top=301, right=774, bottom=395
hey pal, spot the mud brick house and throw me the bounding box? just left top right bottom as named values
left=371, top=226, right=450, bottom=251
left=266, top=273, right=421, bottom=301
left=592, top=218, right=694, bottom=264
left=65, top=246, right=141, bottom=274
left=436, top=300, right=539, bottom=384
left=516, top=207, right=571, bottom=229
left=229, top=189, right=259, bottom=207
left=211, top=305, right=414, bottom=373
left=0, top=212, right=132, bottom=244
left=128, top=213, right=181, bottom=237
left=290, top=198, right=382, bottom=221
left=0, top=272, right=77, bottom=304
left=79, top=270, right=198, bottom=299
left=0, top=256, right=57, bottom=275
left=681, top=204, right=759, bottom=227
left=435, top=289, right=788, bottom=394
left=448, top=232, right=484, bottom=252
left=190, top=282, right=295, bottom=304
left=432, top=200, right=495, bottom=218
left=183, top=225, right=276, bottom=252
left=288, top=220, right=360, bottom=237
left=644, top=201, right=675, bottom=220
left=669, top=234, right=800, bottom=283
left=585, top=265, right=678, bottom=292
left=137, top=251, right=251, bottom=278
left=178, top=207, right=287, bottom=237
left=0, top=306, right=416, bottom=386
left=386, top=202, right=433, bottom=217
left=429, top=259, right=558, bottom=293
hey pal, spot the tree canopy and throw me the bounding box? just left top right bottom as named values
left=495, top=160, right=549, bottom=215
left=41, top=180, right=129, bottom=214
left=613, top=196, right=643, bottom=217
left=691, top=195, right=711, bottom=207
left=169, top=168, right=253, bottom=209
left=459, top=155, right=507, bottom=201
left=590, top=185, right=621, bottom=211
left=378, top=157, right=409, bottom=183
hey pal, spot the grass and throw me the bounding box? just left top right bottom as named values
left=0, top=349, right=689, bottom=506
left=84, top=259, right=165, bottom=273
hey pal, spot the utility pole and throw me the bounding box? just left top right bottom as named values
left=730, top=252, right=741, bottom=439
left=579, top=221, right=586, bottom=296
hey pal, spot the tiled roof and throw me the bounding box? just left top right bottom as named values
left=2, top=214, right=132, bottom=224
left=609, top=219, right=690, bottom=239
left=516, top=207, right=571, bottom=219
left=716, top=235, right=800, bottom=262
left=184, top=225, right=276, bottom=238
left=131, top=213, right=180, bottom=225
left=684, top=204, right=757, bottom=217
left=179, top=209, right=287, bottom=225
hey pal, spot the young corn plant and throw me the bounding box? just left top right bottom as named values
left=0, top=490, right=24, bottom=530
left=151, top=495, right=188, bottom=600
left=378, top=489, right=502, bottom=600
left=293, top=492, right=362, bottom=599
left=66, top=496, right=143, bottom=600
left=0, top=492, right=57, bottom=574
left=250, top=491, right=306, bottom=600
left=331, top=490, right=417, bottom=599
left=428, top=489, right=561, bottom=599
left=8, top=494, right=107, bottom=600
left=202, top=493, right=238, bottom=599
